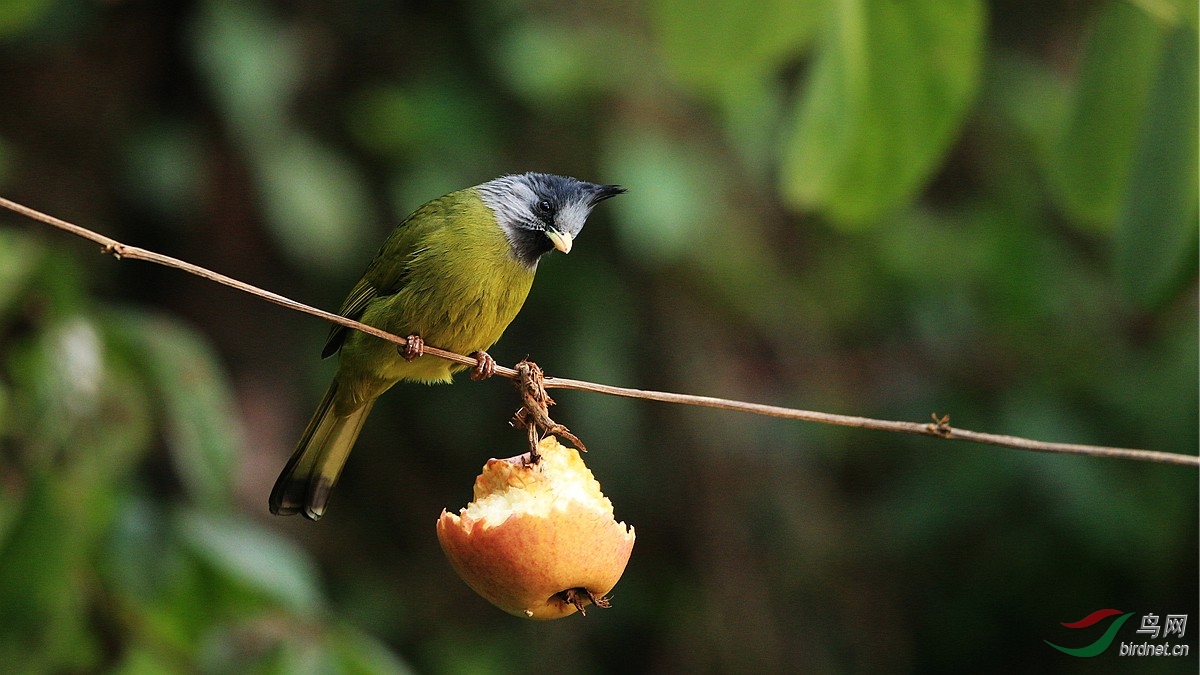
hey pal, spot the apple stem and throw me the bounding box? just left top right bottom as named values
left=510, top=360, right=587, bottom=457
left=561, top=587, right=612, bottom=616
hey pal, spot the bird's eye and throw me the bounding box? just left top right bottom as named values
left=535, top=200, right=554, bottom=215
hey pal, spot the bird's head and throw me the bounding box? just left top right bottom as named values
left=479, top=172, right=625, bottom=268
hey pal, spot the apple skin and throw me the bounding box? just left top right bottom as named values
left=436, top=436, right=636, bottom=619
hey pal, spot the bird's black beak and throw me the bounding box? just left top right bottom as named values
left=587, top=184, right=626, bottom=206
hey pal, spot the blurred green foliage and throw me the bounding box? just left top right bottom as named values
left=0, top=0, right=1196, bottom=672
left=781, top=0, right=984, bottom=225
left=0, top=235, right=409, bottom=673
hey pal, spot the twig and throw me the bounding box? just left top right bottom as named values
left=0, top=197, right=494, bottom=375
left=3, top=196, right=1196, bottom=468
left=538, top=383, right=1199, bottom=466
left=510, top=360, right=586, bottom=458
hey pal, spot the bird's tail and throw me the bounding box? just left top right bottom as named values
left=269, top=381, right=375, bottom=520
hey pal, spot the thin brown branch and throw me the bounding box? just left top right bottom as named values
left=3, top=196, right=1196, bottom=468
left=540, top=379, right=1199, bottom=466
left=511, top=360, right=586, bottom=457
left=0, top=197, right=498, bottom=375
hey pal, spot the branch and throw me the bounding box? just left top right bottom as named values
left=0, top=197, right=489, bottom=374
left=3, top=196, right=1196, bottom=468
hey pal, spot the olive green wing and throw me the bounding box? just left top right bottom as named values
left=320, top=277, right=377, bottom=358
left=320, top=193, right=463, bottom=358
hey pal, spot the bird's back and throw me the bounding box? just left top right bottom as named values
left=337, top=188, right=537, bottom=392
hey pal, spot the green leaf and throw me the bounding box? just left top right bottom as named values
left=602, top=129, right=719, bottom=264
left=495, top=20, right=609, bottom=104
left=1049, top=1, right=1164, bottom=226
left=191, top=0, right=297, bottom=136
left=0, top=477, right=107, bottom=672
left=1115, top=24, right=1199, bottom=307
left=781, top=0, right=985, bottom=226
left=0, top=229, right=45, bottom=323
left=0, top=0, right=54, bottom=38
left=101, top=498, right=177, bottom=602
left=105, top=311, right=242, bottom=508
left=110, top=646, right=188, bottom=675
left=176, top=510, right=322, bottom=612
left=348, top=83, right=494, bottom=160
left=652, top=0, right=823, bottom=95
left=8, top=316, right=116, bottom=460
left=253, top=131, right=375, bottom=273
left=1129, top=0, right=1197, bottom=27
left=68, top=358, right=156, bottom=488
left=326, top=627, right=418, bottom=675
left=191, top=0, right=374, bottom=274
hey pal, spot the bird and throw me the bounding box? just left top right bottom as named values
left=269, top=172, right=624, bottom=520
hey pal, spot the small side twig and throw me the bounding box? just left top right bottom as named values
left=509, top=360, right=586, bottom=459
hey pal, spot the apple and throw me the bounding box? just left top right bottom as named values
left=437, top=436, right=636, bottom=619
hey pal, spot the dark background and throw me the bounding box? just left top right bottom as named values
left=0, top=1, right=1196, bottom=672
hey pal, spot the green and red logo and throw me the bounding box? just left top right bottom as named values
left=1045, top=608, right=1135, bottom=657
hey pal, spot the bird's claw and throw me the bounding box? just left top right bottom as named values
left=470, top=351, right=496, bottom=380
left=402, top=334, right=424, bottom=362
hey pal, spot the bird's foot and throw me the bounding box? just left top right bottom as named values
left=470, top=350, right=496, bottom=380
left=401, top=334, right=425, bottom=362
